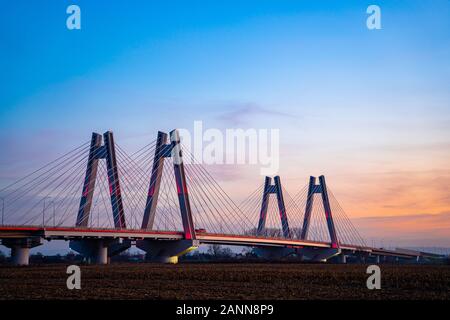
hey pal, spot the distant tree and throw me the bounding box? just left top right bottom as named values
left=30, top=252, right=44, bottom=263
left=208, top=244, right=223, bottom=257
left=221, top=247, right=233, bottom=258
left=187, top=251, right=199, bottom=258
left=66, top=251, right=76, bottom=259
left=241, top=247, right=252, bottom=256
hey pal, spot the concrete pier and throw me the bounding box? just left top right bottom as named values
left=69, top=239, right=130, bottom=264
left=93, top=242, right=108, bottom=264
left=2, top=237, right=43, bottom=266
left=11, top=246, right=30, bottom=266
left=137, top=239, right=199, bottom=264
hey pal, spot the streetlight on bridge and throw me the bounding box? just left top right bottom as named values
left=42, top=196, right=52, bottom=226
left=0, top=197, right=4, bottom=226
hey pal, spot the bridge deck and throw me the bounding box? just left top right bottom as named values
left=0, top=226, right=439, bottom=260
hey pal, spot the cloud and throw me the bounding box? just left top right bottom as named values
left=217, top=103, right=298, bottom=126
left=330, top=169, right=450, bottom=219
left=352, top=211, right=450, bottom=247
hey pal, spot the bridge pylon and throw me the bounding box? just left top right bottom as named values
left=300, top=175, right=339, bottom=248
left=75, top=131, right=126, bottom=228
left=253, top=175, right=296, bottom=260
left=70, top=131, right=130, bottom=264
left=257, top=176, right=290, bottom=238
left=141, top=130, right=196, bottom=240
left=138, top=129, right=198, bottom=263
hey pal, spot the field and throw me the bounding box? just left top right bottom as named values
left=0, top=263, right=449, bottom=300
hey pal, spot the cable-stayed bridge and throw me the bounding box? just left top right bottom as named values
left=0, top=130, right=442, bottom=265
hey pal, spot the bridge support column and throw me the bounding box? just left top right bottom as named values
left=375, top=255, right=381, bottom=264
left=339, top=254, right=347, bottom=264
left=11, top=247, right=30, bottom=265
left=94, top=244, right=108, bottom=264
left=358, top=254, right=367, bottom=264
left=70, top=239, right=131, bottom=264
left=137, top=239, right=199, bottom=264
left=2, top=237, right=43, bottom=266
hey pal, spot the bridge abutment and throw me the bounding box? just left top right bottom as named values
left=2, top=237, right=43, bottom=266
left=137, top=239, right=198, bottom=264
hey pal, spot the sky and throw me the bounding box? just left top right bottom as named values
left=0, top=0, right=449, bottom=251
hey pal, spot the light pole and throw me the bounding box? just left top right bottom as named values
left=50, top=201, right=55, bottom=227
left=0, top=197, right=4, bottom=226
left=42, top=196, right=51, bottom=227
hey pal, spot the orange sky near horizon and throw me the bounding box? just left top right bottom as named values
left=211, top=139, right=450, bottom=246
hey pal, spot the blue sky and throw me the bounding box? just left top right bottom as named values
left=2, top=0, right=448, bottom=131
left=1, top=0, right=450, bottom=250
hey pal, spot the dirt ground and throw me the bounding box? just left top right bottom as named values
left=0, top=263, right=448, bottom=300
